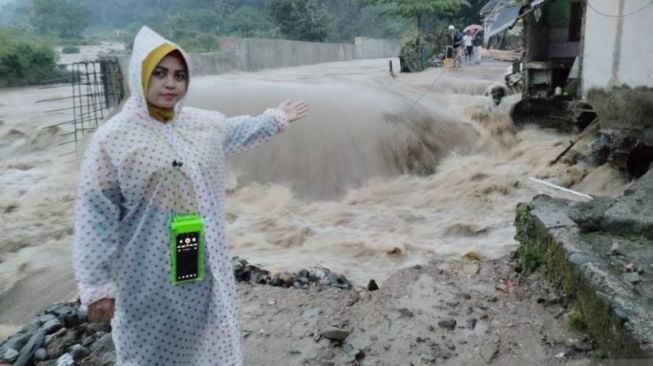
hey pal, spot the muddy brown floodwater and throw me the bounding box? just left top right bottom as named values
left=0, top=53, right=629, bottom=364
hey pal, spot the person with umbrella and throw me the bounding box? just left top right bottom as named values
left=464, top=24, right=484, bottom=65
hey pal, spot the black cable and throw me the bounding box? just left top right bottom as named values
left=395, top=67, right=448, bottom=124
left=587, top=0, right=653, bottom=17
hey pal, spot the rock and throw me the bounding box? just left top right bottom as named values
left=445, top=340, right=456, bottom=350
left=2, top=349, right=18, bottom=362
left=609, top=242, right=622, bottom=256
left=419, top=353, right=437, bottom=364
left=55, top=353, right=74, bottom=366
left=279, top=273, right=294, bottom=287
left=39, top=313, right=57, bottom=322
left=81, top=335, right=96, bottom=347
left=573, top=342, right=594, bottom=352
left=92, top=333, right=113, bottom=353
left=398, top=308, right=415, bottom=318
left=367, top=279, right=379, bottom=291
left=86, top=323, right=111, bottom=334
left=47, top=329, right=77, bottom=357
left=45, top=328, right=66, bottom=345
left=301, top=308, right=321, bottom=319
left=0, top=333, right=30, bottom=357
left=41, top=319, right=63, bottom=335
left=343, top=342, right=365, bottom=362
left=45, top=304, right=76, bottom=318
left=463, top=261, right=480, bottom=275
left=70, top=344, right=91, bottom=362
left=438, top=319, right=457, bottom=330
left=62, top=311, right=84, bottom=329
left=319, top=327, right=352, bottom=341
left=480, top=336, right=500, bottom=363
left=81, top=334, right=115, bottom=366
left=295, top=276, right=309, bottom=285
left=34, top=348, right=48, bottom=361
left=326, top=273, right=352, bottom=289
left=14, top=329, right=45, bottom=366
left=466, top=318, right=477, bottom=330
left=623, top=272, right=642, bottom=285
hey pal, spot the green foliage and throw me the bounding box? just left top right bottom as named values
left=267, top=0, right=331, bottom=41
left=0, top=28, right=60, bottom=87
left=566, top=309, right=587, bottom=331
left=325, top=2, right=410, bottom=42
left=223, top=6, right=275, bottom=38
left=29, top=0, right=89, bottom=39
left=7, top=0, right=421, bottom=47
left=361, top=0, right=467, bottom=19
left=359, top=0, right=468, bottom=59
left=517, top=244, right=542, bottom=273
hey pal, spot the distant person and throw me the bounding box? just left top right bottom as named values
left=473, top=29, right=484, bottom=65
left=448, top=25, right=464, bottom=68
left=73, top=26, right=308, bottom=365
left=463, top=31, right=474, bottom=64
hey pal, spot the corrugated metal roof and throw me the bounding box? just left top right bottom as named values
left=486, top=5, right=522, bottom=38
left=480, top=0, right=503, bottom=18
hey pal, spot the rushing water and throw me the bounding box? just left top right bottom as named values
left=0, top=58, right=628, bottom=332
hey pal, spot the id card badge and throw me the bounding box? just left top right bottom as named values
left=170, top=214, right=206, bottom=285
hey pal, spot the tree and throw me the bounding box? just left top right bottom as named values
left=359, top=0, right=468, bottom=55
left=223, top=6, right=275, bottom=38
left=29, top=0, right=89, bottom=39
left=0, top=28, right=59, bottom=87
left=267, top=0, right=331, bottom=42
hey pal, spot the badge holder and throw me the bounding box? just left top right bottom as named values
left=168, top=159, right=205, bottom=286
left=170, top=214, right=206, bottom=285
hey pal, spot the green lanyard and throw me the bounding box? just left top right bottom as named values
left=148, top=122, right=206, bottom=285
left=147, top=122, right=197, bottom=215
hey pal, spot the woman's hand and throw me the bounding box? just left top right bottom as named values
left=87, top=298, right=115, bottom=323
left=279, top=100, right=309, bottom=123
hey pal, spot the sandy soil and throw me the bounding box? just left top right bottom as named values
left=238, top=256, right=594, bottom=365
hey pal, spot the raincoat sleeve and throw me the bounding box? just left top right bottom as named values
left=73, top=137, right=123, bottom=306
left=223, top=108, right=289, bottom=156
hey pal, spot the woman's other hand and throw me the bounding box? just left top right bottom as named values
left=279, top=100, right=309, bottom=123
left=87, top=298, right=115, bottom=323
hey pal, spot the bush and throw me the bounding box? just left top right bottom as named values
left=0, top=28, right=60, bottom=87
left=61, top=45, right=81, bottom=54
left=566, top=309, right=587, bottom=331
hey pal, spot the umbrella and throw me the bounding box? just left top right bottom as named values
left=463, top=24, right=483, bottom=35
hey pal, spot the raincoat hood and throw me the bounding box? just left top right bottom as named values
left=124, top=26, right=191, bottom=121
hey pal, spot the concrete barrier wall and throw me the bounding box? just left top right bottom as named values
left=192, top=36, right=398, bottom=76
left=118, top=36, right=399, bottom=81
left=220, top=37, right=355, bottom=71
left=354, top=37, right=401, bottom=59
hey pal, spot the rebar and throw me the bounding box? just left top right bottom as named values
left=43, top=59, right=126, bottom=155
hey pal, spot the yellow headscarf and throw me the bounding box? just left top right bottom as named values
left=141, top=43, right=186, bottom=122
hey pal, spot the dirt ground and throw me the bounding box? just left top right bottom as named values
left=237, top=255, right=596, bottom=365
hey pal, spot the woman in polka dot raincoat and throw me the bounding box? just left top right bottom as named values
left=73, top=26, right=308, bottom=365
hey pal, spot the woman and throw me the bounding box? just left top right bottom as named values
left=73, top=26, right=308, bottom=365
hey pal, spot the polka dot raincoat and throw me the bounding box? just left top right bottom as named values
left=73, top=26, right=288, bottom=365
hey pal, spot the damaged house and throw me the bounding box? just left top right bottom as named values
left=500, top=0, right=653, bottom=176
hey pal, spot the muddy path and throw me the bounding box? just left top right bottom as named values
left=238, top=256, right=594, bottom=365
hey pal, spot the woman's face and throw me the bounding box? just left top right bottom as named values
left=146, top=53, right=188, bottom=109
